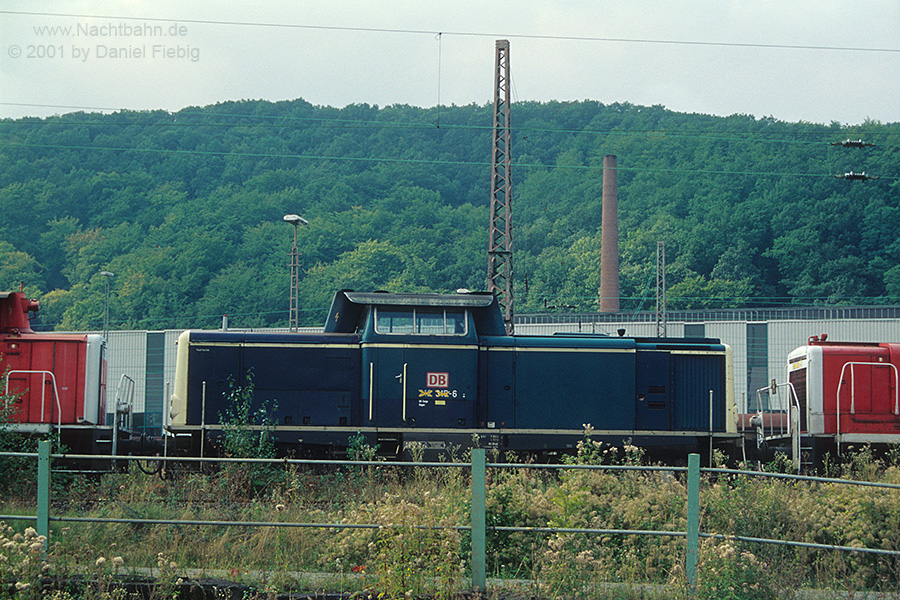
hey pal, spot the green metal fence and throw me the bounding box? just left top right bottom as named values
left=3, top=442, right=900, bottom=593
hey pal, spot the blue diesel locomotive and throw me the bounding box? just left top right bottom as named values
left=169, top=290, right=738, bottom=459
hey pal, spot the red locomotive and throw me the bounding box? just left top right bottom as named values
left=787, top=335, right=900, bottom=452
left=1, top=291, right=109, bottom=450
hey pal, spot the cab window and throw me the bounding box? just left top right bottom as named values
left=375, top=308, right=467, bottom=336
left=375, top=309, right=414, bottom=334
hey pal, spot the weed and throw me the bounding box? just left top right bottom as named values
left=0, top=370, right=39, bottom=500
left=762, top=451, right=794, bottom=473
left=217, top=373, right=282, bottom=498
left=347, top=432, right=379, bottom=462
left=219, top=373, right=277, bottom=460
left=696, top=538, right=776, bottom=600
left=0, top=523, right=48, bottom=599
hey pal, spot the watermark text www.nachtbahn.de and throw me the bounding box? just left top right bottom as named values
left=7, top=21, right=200, bottom=62
left=33, top=21, right=189, bottom=38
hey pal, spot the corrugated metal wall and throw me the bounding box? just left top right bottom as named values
left=705, top=322, right=749, bottom=411
left=105, top=331, right=147, bottom=424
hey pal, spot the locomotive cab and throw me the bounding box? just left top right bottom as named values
left=327, top=291, right=492, bottom=431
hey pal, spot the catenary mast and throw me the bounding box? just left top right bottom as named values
left=487, top=39, right=514, bottom=334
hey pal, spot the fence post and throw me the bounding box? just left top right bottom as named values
left=686, top=452, right=700, bottom=590
left=470, top=447, right=486, bottom=591
left=37, top=440, right=51, bottom=549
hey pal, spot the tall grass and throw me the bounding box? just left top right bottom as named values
left=2, top=438, right=900, bottom=599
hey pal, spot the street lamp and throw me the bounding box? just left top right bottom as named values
left=283, top=214, right=308, bottom=332
left=101, top=271, right=114, bottom=341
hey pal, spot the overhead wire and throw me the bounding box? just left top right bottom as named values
left=5, top=140, right=896, bottom=180
left=2, top=9, right=899, bottom=54
left=3, top=103, right=898, bottom=154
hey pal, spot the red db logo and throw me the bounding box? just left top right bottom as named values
left=426, top=372, right=449, bottom=388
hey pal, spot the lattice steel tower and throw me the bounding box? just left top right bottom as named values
left=488, top=39, right=514, bottom=333
left=656, top=241, right=667, bottom=337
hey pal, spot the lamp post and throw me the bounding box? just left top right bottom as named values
left=283, top=214, right=308, bottom=332
left=101, top=271, right=114, bottom=341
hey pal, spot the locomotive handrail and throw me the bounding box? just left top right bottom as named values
left=367, top=362, right=374, bottom=421
left=753, top=381, right=801, bottom=472
left=115, top=374, right=135, bottom=418
left=836, top=361, right=900, bottom=454
left=401, top=362, right=408, bottom=423
left=112, top=374, right=136, bottom=457
left=5, top=370, right=62, bottom=432
left=836, top=361, right=899, bottom=416
left=753, top=381, right=799, bottom=438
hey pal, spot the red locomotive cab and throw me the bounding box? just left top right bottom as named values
left=792, top=336, right=900, bottom=444
left=1, top=292, right=107, bottom=431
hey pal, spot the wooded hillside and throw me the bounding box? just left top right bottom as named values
left=1, top=99, right=898, bottom=330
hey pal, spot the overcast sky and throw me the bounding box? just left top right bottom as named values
left=1, top=1, right=898, bottom=125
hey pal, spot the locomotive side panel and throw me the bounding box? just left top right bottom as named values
left=2, top=336, right=37, bottom=422
left=365, top=343, right=478, bottom=428
left=182, top=336, right=242, bottom=426
left=1, top=335, right=101, bottom=426
left=882, top=344, right=900, bottom=419
left=84, top=334, right=107, bottom=425
left=634, top=343, right=732, bottom=433
left=363, top=343, right=405, bottom=427
left=397, top=345, right=477, bottom=429
left=635, top=350, right=672, bottom=430
left=240, top=336, right=360, bottom=427
left=360, top=302, right=479, bottom=429
left=820, top=345, right=890, bottom=435
left=177, top=332, right=361, bottom=428
left=511, top=339, right=636, bottom=431
left=787, top=346, right=811, bottom=431
left=54, top=338, right=84, bottom=424
left=479, top=339, right=515, bottom=428
left=671, top=351, right=728, bottom=431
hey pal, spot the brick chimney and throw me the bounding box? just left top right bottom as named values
left=599, top=155, right=619, bottom=312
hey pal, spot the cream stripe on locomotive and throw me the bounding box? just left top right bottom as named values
left=362, top=343, right=632, bottom=353
left=361, top=342, right=476, bottom=351
left=478, top=346, right=636, bottom=354
left=187, top=341, right=723, bottom=355
left=189, top=341, right=360, bottom=350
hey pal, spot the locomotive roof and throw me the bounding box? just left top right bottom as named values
left=324, top=289, right=506, bottom=335
left=342, top=291, right=496, bottom=308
